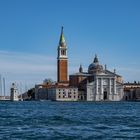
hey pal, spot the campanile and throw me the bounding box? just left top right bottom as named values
left=57, top=27, right=68, bottom=83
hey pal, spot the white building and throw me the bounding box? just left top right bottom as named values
left=10, top=83, right=19, bottom=101
left=70, top=55, right=124, bottom=101
left=35, top=84, right=79, bottom=101
left=87, top=55, right=124, bottom=101
left=48, top=86, right=79, bottom=101
left=87, top=74, right=124, bottom=101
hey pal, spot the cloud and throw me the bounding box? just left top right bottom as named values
left=0, top=50, right=56, bottom=72
left=116, top=67, right=140, bottom=82
left=0, top=50, right=56, bottom=95
left=118, top=67, right=140, bottom=73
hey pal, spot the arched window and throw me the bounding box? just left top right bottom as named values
left=61, top=50, right=66, bottom=55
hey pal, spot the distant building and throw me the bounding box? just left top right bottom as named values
left=18, top=92, right=28, bottom=101
left=48, top=86, right=78, bottom=101
left=0, top=96, right=10, bottom=100
left=35, top=84, right=79, bottom=101
left=10, top=83, right=19, bottom=101
left=70, top=55, right=124, bottom=101
left=123, top=82, right=140, bottom=101
left=35, top=84, right=50, bottom=100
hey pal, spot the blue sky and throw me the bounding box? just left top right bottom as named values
left=0, top=0, right=140, bottom=94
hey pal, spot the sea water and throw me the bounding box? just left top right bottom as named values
left=0, top=101, right=140, bottom=139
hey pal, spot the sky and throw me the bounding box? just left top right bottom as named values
left=0, top=0, right=140, bottom=95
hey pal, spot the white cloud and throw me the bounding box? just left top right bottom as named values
left=0, top=50, right=56, bottom=95
left=117, top=67, right=140, bottom=82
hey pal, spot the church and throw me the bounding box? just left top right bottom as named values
left=69, top=55, right=124, bottom=101
left=57, top=27, right=124, bottom=101
left=35, top=27, right=124, bottom=101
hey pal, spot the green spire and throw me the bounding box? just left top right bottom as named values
left=59, top=26, right=66, bottom=47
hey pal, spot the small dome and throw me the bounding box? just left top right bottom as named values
left=88, top=55, right=103, bottom=74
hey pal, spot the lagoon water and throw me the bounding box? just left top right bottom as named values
left=0, top=101, right=140, bottom=139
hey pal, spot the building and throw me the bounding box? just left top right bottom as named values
left=0, top=96, right=10, bottom=101
left=35, top=84, right=51, bottom=100
left=123, top=82, right=140, bottom=101
left=10, top=83, right=19, bottom=101
left=48, top=86, right=78, bottom=101
left=35, top=27, right=79, bottom=101
left=35, top=27, right=124, bottom=102
left=70, top=55, right=124, bottom=101
left=35, top=84, right=79, bottom=101
left=18, top=91, right=28, bottom=101
left=57, top=26, right=68, bottom=84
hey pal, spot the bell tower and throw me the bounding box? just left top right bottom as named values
left=57, top=27, right=68, bottom=83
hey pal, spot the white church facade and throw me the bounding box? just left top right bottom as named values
left=87, top=71, right=124, bottom=101
left=70, top=55, right=124, bottom=101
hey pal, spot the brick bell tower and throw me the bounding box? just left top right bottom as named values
left=57, top=27, right=68, bottom=83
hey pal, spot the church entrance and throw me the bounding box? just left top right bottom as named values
left=103, top=91, right=108, bottom=100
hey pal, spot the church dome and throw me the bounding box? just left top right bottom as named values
left=88, top=55, right=103, bottom=74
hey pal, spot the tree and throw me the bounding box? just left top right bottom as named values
left=43, top=78, right=53, bottom=85
left=27, top=88, right=35, bottom=100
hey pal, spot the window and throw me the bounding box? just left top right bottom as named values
left=59, top=96, right=61, bottom=98
left=61, top=50, right=66, bottom=55
left=68, top=92, right=71, bottom=98
left=103, top=79, right=108, bottom=85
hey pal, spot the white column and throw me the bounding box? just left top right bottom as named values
left=100, top=78, right=103, bottom=100
left=96, top=78, right=99, bottom=101
left=109, top=78, right=112, bottom=100
left=100, top=78, right=102, bottom=94
left=114, top=78, right=116, bottom=94
left=96, top=78, right=98, bottom=94
left=109, top=78, right=111, bottom=94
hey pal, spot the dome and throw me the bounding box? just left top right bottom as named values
left=88, top=55, right=103, bottom=74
